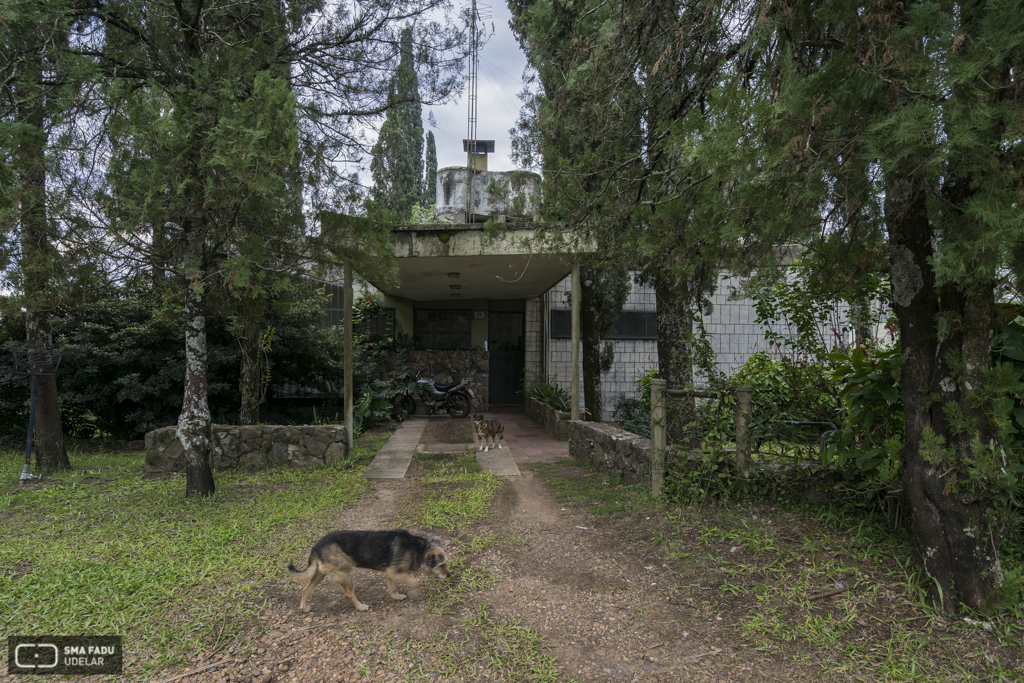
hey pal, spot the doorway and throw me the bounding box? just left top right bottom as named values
left=488, top=311, right=525, bottom=406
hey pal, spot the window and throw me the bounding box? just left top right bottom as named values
left=414, top=309, right=472, bottom=349
left=549, top=310, right=658, bottom=339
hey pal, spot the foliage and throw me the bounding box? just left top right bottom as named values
left=371, top=26, right=425, bottom=223
left=0, top=284, right=383, bottom=441
left=612, top=367, right=659, bottom=438
left=732, top=351, right=838, bottom=436
left=752, top=265, right=891, bottom=359
left=527, top=377, right=570, bottom=412
left=825, top=343, right=904, bottom=480
left=351, top=375, right=418, bottom=436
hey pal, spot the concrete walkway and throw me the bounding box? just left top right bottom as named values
left=363, top=418, right=427, bottom=479
left=364, top=411, right=569, bottom=479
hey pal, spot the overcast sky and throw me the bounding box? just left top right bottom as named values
left=351, top=2, right=531, bottom=183
left=428, top=2, right=530, bottom=172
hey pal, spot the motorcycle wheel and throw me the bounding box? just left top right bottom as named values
left=446, top=393, right=471, bottom=419
left=393, top=395, right=416, bottom=421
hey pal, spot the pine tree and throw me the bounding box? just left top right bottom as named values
left=0, top=0, right=94, bottom=473
left=423, top=130, right=437, bottom=206
left=91, top=1, right=462, bottom=497
left=711, top=0, right=1024, bottom=612
left=371, top=26, right=424, bottom=222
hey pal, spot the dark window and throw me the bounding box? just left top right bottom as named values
left=489, top=311, right=525, bottom=351
left=550, top=310, right=658, bottom=339
left=415, top=309, right=472, bottom=349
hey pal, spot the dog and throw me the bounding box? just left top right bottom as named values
left=473, top=414, right=505, bottom=452
left=287, top=530, right=450, bottom=612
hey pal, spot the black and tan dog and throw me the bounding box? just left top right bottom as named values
left=287, top=530, right=449, bottom=612
left=473, top=413, right=505, bottom=452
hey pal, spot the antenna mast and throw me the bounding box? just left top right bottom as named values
left=465, top=0, right=489, bottom=222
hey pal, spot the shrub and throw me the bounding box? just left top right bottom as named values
left=528, top=377, right=570, bottom=412
left=611, top=368, right=658, bottom=438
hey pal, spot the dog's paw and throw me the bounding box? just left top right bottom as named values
left=392, top=593, right=407, bottom=601
left=355, top=602, right=369, bottom=612
left=301, top=605, right=311, bottom=613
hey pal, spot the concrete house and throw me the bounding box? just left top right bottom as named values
left=344, top=142, right=861, bottom=420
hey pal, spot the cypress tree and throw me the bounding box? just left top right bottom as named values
left=371, top=26, right=424, bottom=222
left=423, top=130, right=437, bottom=206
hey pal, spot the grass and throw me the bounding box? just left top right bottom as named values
left=378, top=603, right=560, bottom=682
left=532, top=457, right=1024, bottom=682
left=0, top=434, right=389, bottom=676
left=531, top=461, right=649, bottom=516
left=399, top=452, right=502, bottom=530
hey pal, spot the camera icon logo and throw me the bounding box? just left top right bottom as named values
left=14, top=643, right=59, bottom=669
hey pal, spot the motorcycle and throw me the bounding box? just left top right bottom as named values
left=392, top=370, right=474, bottom=419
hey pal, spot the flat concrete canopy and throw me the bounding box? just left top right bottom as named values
left=366, top=223, right=589, bottom=301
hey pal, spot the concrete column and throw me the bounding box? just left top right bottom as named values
left=571, top=263, right=580, bottom=421
left=344, top=264, right=354, bottom=450
left=650, top=378, right=667, bottom=498
left=736, top=385, right=753, bottom=474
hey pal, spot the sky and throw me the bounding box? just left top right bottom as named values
left=352, top=1, right=531, bottom=181
left=427, top=2, right=531, bottom=172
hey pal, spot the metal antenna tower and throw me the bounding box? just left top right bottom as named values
left=465, top=0, right=490, bottom=222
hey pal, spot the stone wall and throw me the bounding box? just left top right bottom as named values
left=526, top=396, right=653, bottom=489
left=372, top=349, right=490, bottom=410
left=145, top=425, right=348, bottom=472
left=567, top=421, right=653, bottom=489
left=525, top=396, right=570, bottom=441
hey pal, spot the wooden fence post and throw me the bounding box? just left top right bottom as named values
left=650, top=378, right=667, bottom=497
left=735, top=385, right=753, bottom=474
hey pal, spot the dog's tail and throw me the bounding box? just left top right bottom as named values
left=287, top=558, right=318, bottom=581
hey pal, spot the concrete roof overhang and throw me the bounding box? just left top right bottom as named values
left=366, top=223, right=593, bottom=301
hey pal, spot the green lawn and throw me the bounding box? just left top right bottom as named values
left=0, top=435, right=388, bottom=675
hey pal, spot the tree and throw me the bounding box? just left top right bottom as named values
left=580, top=261, right=629, bottom=421
left=509, top=0, right=747, bottom=433
left=89, top=0, right=463, bottom=497
left=423, top=129, right=437, bottom=206
left=713, top=0, right=1024, bottom=612
left=371, top=25, right=425, bottom=222
left=0, top=0, right=96, bottom=473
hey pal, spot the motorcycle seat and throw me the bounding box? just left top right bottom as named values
left=432, top=380, right=461, bottom=392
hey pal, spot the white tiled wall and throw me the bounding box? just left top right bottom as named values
left=537, top=271, right=858, bottom=420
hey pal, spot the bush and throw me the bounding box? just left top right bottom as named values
left=611, top=368, right=658, bottom=438
left=528, top=377, right=570, bottom=412
left=0, top=284, right=382, bottom=441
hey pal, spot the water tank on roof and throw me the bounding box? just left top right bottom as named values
left=435, top=167, right=541, bottom=223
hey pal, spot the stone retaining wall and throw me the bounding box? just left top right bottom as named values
left=525, top=397, right=570, bottom=441
left=145, top=425, right=348, bottom=472
left=526, top=397, right=653, bottom=489
left=567, top=421, right=653, bottom=489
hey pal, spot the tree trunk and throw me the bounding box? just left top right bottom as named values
left=580, top=272, right=603, bottom=422
left=16, top=56, right=68, bottom=473
left=25, top=312, right=69, bottom=472
left=178, top=270, right=216, bottom=498
left=655, top=274, right=696, bottom=445
left=888, top=173, right=1002, bottom=613
left=237, top=320, right=269, bottom=426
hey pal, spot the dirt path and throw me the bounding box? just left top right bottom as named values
left=155, top=456, right=769, bottom=683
